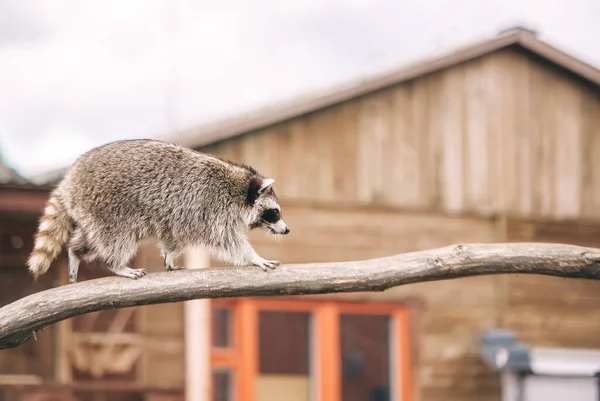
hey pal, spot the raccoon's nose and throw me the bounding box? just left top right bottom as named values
left=283, top=227, right=290, bottom=235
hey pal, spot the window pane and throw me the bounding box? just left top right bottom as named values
left=213, top=368, right=234, bottom=401
left=257, top=310, right=313, bottom=401
left=212, top=307, right=232, bottom=348
left=340, top=314, right=391, bottom=401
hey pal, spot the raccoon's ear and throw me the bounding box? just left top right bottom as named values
left=246, top=176, right=271, bottom=205
left=258, top=178, right=275, bottom=194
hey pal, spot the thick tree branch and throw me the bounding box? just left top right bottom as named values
left=2, top=242, right=600, bottom=350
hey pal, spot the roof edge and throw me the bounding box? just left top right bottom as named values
left=30, top=26, right=600, bottom=184
left=159, top=26, right=600, bottom=151
left=158, top=29, right=527, bottom=149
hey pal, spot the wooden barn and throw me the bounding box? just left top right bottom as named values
left=3, top=26, right=600, bottom=401
left=0, top=154, right=58, bottom=398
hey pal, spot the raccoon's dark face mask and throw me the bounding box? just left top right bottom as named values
left=247, top=176, right=290, bottom=235
left=259, top=207, right=290, bottom=235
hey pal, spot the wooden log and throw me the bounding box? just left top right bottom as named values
left=2, top=242, right=600, bottom=350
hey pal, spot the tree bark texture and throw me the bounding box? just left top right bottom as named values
left=2, top=242, right=600, bottom=349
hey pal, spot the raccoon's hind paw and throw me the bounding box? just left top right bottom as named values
left=115, top=267, right=148, bottom=279
left=251, top=256, right=280, bottom=271
left=163, top=252, right=185, bottom=272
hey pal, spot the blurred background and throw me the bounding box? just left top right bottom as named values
left=1, top=1, right=600, bottom=401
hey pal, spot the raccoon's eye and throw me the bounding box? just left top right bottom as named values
left=262, top=208, right=280, bottom=223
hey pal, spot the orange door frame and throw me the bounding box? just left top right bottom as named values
left=209, top=298, right=412, bottom=401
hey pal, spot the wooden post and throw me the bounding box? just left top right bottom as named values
left=184, top=246, right=211, bottom=401
left=55, top=257, right=73, bottom=384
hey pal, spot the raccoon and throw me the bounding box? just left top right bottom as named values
left=27, top=139, right=290, bottom=283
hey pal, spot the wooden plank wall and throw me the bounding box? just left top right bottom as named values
left=217, top=203, right=504, bottom=401
left=192, top=48, right=600, bottom=401
left=202, top=47, right=600, bottom=222
left=503, top=219, right=600, bottom=349
left=0, top=216, right=56, bottom=382
left=134, top=244, right=186, bottom=390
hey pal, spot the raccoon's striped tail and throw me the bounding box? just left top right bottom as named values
left=27, top=191, right=73, bottom=279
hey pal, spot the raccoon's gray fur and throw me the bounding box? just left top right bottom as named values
left=27, top=139, right=290, bottom=283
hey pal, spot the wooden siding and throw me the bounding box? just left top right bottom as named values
left=503, top=219, right=600, bottom=349
left=244, top=202, right=498, bottom=263
left=240, top=208, right=600, bottom=401
left=193, top=47, right=600, bottom=401
left=222, top=204, right=502, bottom=401
left=202, top=47, right=600, bottom=221
left=135, top=244, right=186, bottom=390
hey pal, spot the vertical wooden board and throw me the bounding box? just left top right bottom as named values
left=495, top=52, right=521, bottom=215
left=528, top=64, right=556, bottom=218
left=511, top=53, right=534, bottom=216
left=204, top=137, right=240, bottom=164
left=356, top=95, right=383, bottom=203
left=332, top=100, right=360, bottom=200
left=374, top=90, right=398, bottom=205
left=253, top=129, right=274, bottom=175
left=359, top=90, right=393, bottom=204
left=579, top=92, right=600, bottom=219
left=463, top=59, right=491, bottom=214
left=354, top=98, right=370, bottom=203
left=272, top=122, right=295, bottom=200
left=261, top=128, right=279, bottom=177
left=480, top=55, right=507, bottom=214
left=265, top=120, right=295, bottom=200
left=300, top=115, right=325, bottom=202
left=309, top=109, right=336, bottom=202
left=216, top=140, right=239, bottom=163
left=526, top=65, right=543, bottom=219
left=591, top=96, right=600, bottom=220
left=551, top=78, right=583, bottom=219
left=420, top=74, right=443, bottom=208
left=388, top=85, right=422, bottom=207
left=286, top=119, right=308, bottom=200
left=236, top=129, right=262, bottom=176
left=438, top=68, right=465, bottom=213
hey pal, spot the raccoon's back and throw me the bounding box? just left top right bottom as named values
left=60, top=139, right=219, bottom=228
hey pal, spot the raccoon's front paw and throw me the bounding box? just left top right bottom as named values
left=166, top=265, right=186, bottom=271
left=116, top=267, right=148, bottom=279
left=251, top=256, right=280, bottom=271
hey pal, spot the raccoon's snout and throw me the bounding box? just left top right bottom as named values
left=269, top=220, right=290, bottom=235
left=270, top=226, right=290, bottom=235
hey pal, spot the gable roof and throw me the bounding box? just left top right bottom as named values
left=159, top=26, right=600, bottom=150
left=29, top=26, right=600, bottom=185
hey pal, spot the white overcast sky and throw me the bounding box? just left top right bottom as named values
left=0, top=0, right=599, bottom=177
